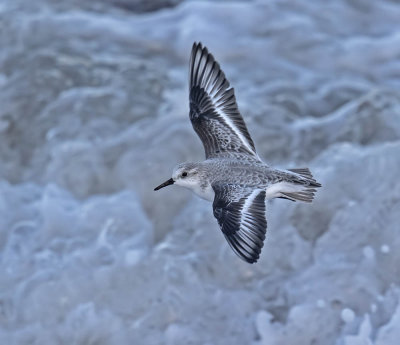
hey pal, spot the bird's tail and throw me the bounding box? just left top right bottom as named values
left=279, top=168, right=321, bottom=203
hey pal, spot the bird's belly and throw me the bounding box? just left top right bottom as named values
left=265, top=181, right=304, bottom=200
left=192, top=184, right=214, bottom=202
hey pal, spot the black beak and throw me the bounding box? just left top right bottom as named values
left=154, top=178, right=174, bottom=191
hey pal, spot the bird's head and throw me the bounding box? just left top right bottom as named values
left=154, top=162, right=200, bottom=191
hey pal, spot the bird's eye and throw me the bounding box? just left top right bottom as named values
left=182, top=172, right=188, bottom=177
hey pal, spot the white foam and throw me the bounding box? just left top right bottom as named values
left=341, top=308, right=356, bottom=323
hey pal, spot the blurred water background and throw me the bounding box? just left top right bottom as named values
left=1, top=0, right=400, bottom=344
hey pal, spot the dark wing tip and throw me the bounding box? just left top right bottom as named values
left=192, top=41, right=203, bottom=49
left=191, top=42, right=200, bottom=61
left=190, top=41, right=215, bottom=90
left=192, top=41, right=206, bottom=54
left=225, top=232, right=264, bottom=264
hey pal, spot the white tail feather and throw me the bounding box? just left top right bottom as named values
left=265, top=182, right=318, bottom=203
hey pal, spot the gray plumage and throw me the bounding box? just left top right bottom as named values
left=155, top=42, right=321, bottom=264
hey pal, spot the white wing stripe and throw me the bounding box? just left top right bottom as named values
left=240, top=189, right=262, bottom=226
left=214, top=106, right=256, bottom=154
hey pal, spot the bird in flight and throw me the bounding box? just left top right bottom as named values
left=154, top=42, right=321, bottom=263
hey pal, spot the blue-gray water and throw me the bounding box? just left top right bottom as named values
left=1, top=0, right=400, bottom=344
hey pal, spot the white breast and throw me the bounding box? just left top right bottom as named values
left=191, top=183, right=215, bottom=202
left=175, top=177, right=215, bottom=202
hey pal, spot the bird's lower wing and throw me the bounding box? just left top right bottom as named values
left=212, top=183, right=267, bottom=263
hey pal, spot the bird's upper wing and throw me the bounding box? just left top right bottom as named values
left=212, top=183, right=267, bottom=263
left=189, top=42, right=260, bottom=161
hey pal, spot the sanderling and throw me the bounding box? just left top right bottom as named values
left=155, top=42, right=321, bottom=263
